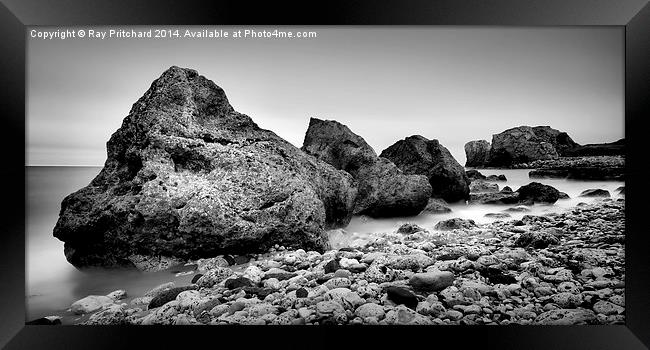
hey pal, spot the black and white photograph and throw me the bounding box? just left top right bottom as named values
left=26, top=26, right=626, bottom=326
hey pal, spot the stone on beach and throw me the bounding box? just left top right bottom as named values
left=409, top=271, right=455, bottom=292
left=70, top=295, right=114, bottom=315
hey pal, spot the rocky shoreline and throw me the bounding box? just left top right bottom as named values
left=38, top=198, right=624, bottom=326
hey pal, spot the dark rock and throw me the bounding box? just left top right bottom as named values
left=324, top=259, right=341, bottom=274
left=617, top=186, right=625, bottom=195
left=26, top=317, right=61, bottom=325
left=465, top=169, right=486, bottom=181
left=486, top=174, right=507, bottom=181
left=148, top=285, right=197, bottom=309
left=397, top=223, right=425, bottom=235
left=437, top=252, right=463, bottom=261
left=434, top=218, right=477, bottom=231
left=296, top=288, right=309, bottom=298
left=516, top=182, right=560, bottom=204
left=485, top=213, right=511, bottom=219
left=579, top=189, right=611, bottom=197
left=380, top=135, right=470, bottom=203
left=464, top=140, right=491, bottom=167
left=487, top=126, right=560, bottom=167
left=501, top=186, right=513, bottom=193
left=190, top=274, right=203, bottom=284
left=264, top=271, right=297, bottom=281
left=53, top=66, right=358, bottom=270
left=242, top=287, right=274, bottom=299
left=530, top=126, right=580, bottom=156
left=420, top=198, right=452, bottom=214
left=563, top=139, right=625, bottom=157
left=409, top=271, right=455, bottom=292
left=302, top=118, right=431, bottom=217
left=515, top=231, right=560, bottom=249
left=385, top=286, right=418, bottom=309
left=225, top=277, right=253, bottom=289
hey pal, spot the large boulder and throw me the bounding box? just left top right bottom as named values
left=53, top=66, right=358, bottom=270
left=464, top=140, right=491, bottom=167
left=487, top=126, right=559, bottom=167
left=301, top=118, right=431, bottom=217
left=380, top=136, right=470, bottom=203
left=516, top=182, right=560, bottom=204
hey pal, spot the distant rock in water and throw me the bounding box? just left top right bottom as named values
left=53, top=66, right=358, bottom=270
left=470, top=182, right=561, bottom=205
left=579, top=189, right=611, bottom=198
left=301, top=118, right=431, bottom=217
left=380, top=136, right=470, bottom=203
left=488, top=126, right=559, bottom=167
left=464, top=140, right=491, bottom=167
left=466, top=126, right=622, bottom=167
left=563, top=139, right=625, bottom=157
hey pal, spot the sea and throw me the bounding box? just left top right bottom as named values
left=25, top=166, right=624, bottom=322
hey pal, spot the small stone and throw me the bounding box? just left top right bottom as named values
left=106, top=290, right=127, bottom=301
left=225, top=277, right=254, bottom=290
left=385, top=286, right=418, bottom=309
left=409, top=271, right=455, bottom=292
left=296, top=288, right=309, bottom=298
left=324, top=277, right=351, bottom=290
left=71, top=295, right=114, bottom=315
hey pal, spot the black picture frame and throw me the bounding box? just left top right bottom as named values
left=1, top=0, right=649, bottom=349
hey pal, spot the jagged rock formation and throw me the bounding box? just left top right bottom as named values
left=301, top=118, right=431, bottom=217
left=53, top=66, right=358, bottom=270
left=487, top=126, right=559, bottom=167
left=380, top=136, right=470, bottom=203
left=464, top=140, right=491, bottom=167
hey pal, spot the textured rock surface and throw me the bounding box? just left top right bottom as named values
left=53, top=66, right=358, bottom=270
left=302, top=118, right=431, bottom=217
left=487, top=126, right=559, bottom=167
left=464, top=140, right=491, bottom=167
left=380, top=135, right=470, bottom=203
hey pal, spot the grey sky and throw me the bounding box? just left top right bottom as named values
left=27, top=26, right=624, bottom=166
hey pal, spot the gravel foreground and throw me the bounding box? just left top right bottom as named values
left=49, top=198, right=624, bottom=326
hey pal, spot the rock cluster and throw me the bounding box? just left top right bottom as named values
left=53, top=67, right=358, bottom=270
left=380, top=136, right=470, bottom=203
left=61, top=199, right=623, bottom=326
left=301, top=118, right=431, bottom=217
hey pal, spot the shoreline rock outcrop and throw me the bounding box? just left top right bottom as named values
left=380, top=136, right=470, bottom=203
left=301, top=118, right=431, bottom=217
left=464, top=126, right=624, bottom=169
left=53, top=66, right=358, bottom=270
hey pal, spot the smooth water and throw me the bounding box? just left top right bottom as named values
left=25, top=166, right=623, bottom=321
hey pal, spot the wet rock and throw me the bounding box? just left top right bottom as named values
left=434, top=218, right=477, bottom=231
left=190, top=274, right=203, bottom=284
left=302, top=118, right=431, bottom=217
left=486, top=174, right=507, bottom=181
left=381, top=135, right=470, bottom=202
left=516, top=182, right=560, bottom=204
left=469, top=191, right=520, bottom=205
left=484, top=213, right=511, bottom=219
left=53, top=67, right=358, bottom=270
left=579, top=189, right=611, bottom=197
